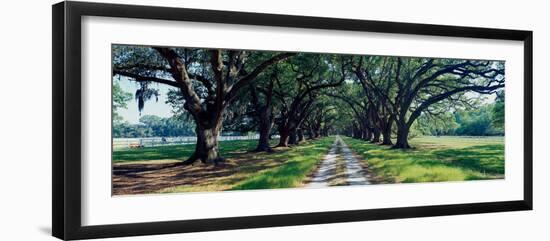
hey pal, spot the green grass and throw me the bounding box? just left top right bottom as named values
left=159, top=137, right=334, bottom=193
left=115, top=135, right=498, bottom=194
left=343, top=136, right=504, bottom=183
left=114, top=137, right=335, bottom=193
left=113, top=139, right=264, bottom=163
left=230, top=137, right=334, bottom=190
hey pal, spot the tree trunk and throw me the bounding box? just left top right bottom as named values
left=393, top=121, right=411, bottom=149
left=362, top=122, right=372, bottom=141
left=313, top=128, right=321, bottom=139
left=307, top=128, right=315, bottom=139
left=381, top=126, right=393, bottom=145
left=297, top=128, right=305, bottom=143
left=366, top=129, right=372, bottom=140
left=277, top=128, right=291, bottom=147
left=255, top=109, right=273, bottom=152
left=353, top=127, right=362, bottom=139
left=361, top=127, right=368, bottom=141
left=381, top=116, right=394, bottom=145
left=288, top=130, right=298, bottom=145
left=182, top=122, right=223, bottom=165
left=371, top=128, right=381, bottom=143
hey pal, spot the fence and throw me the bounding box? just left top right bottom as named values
left=113, top=134, right=263, bottom=150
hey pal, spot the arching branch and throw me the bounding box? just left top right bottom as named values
left=113, top=69, right=180, bottom=88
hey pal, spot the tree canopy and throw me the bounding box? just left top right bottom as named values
left=112, top=44, right=505, bottom=166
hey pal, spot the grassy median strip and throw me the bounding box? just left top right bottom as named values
left=343, top=136, right=504, bottom=183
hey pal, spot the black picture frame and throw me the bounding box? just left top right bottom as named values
left=52, top=1, right=533, bottom=240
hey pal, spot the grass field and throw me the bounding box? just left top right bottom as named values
left=230, top=137, right=334, bottom=191
left=112, top=137, right=335, bottom=194
left=343, top=136, right=504, bottom=183
left=112, top=135, right=504, bottom=195
left=113, top=139, right=264, bottom=163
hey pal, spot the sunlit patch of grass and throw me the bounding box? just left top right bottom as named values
left=343, top=136, right=504, bottom=183
left=154, top=137, right=334, bottom=193
left=230, top=137, right=335, bottom=190
left=160, top=183, right=235, bottom=193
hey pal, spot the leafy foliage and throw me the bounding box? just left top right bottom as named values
left=112, top=80, right=132, bottom=123
left=414, top=102, right=504, bottom=136
left=492, top=90, right=505, bottom=129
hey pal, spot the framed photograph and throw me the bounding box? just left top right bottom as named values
left=52, top=1, right=533, bottom=240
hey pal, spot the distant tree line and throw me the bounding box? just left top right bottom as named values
left=415, top=95, right=504, bottom=137
left=113, top=115, right=195, bottom=138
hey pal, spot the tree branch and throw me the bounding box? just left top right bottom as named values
left=407, top=83, right=504, bottom=126
left=113, top=69, right=180, bottom=88
left=153, top=47, right=202, bottom=114
left=226, top=52, right=296, bottom=101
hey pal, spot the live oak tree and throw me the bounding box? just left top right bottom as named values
left=272, top=53, right=348, bottom=147
left=352, top=56, right=504, bottom=148
left=112, top=46, right=293, bottom=164
left=248, top=67, right=278, bottom=152
left=302, top=96, right=338, bottom=140
left=326, top=83, right=374, bottom=141
left=352, top=56, right=400, bottom=145
left=234, top=53, right=288, bottom=152
left=221, top=65, right=279, bottom=152
left=330, top=57, right=399, bottom=144
left=113, top=44, right=505, bottom=167
left=392, top=58, right=504, bottom=148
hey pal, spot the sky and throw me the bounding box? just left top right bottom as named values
left=117, top=77, right=176, bottom=124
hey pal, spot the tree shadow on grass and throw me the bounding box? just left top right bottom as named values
left=230, top=140, right=333, bottom=190
left=431, top=144, right=504, bottom=174
left=343, top=137, right=504, bottom=183
left=112, top=150, right=284, bottom=195
left=113, top=140, right=260, bottom=163
left=112, top=138, right=333, bottom=195
left=365, top=144, right=504, bottom=175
